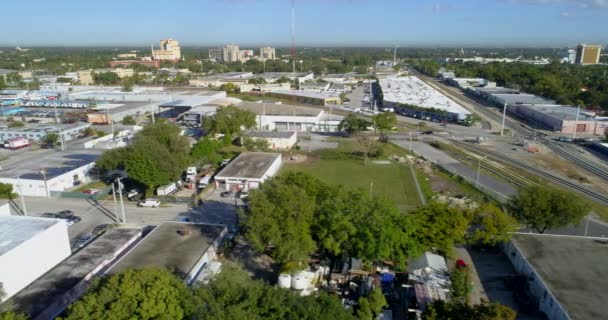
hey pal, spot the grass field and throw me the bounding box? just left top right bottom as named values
left=282, top=140, right=424, bottom=210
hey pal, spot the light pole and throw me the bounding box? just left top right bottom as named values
left=17, top=175, right=27, bottom=216
left=116, top=177, right=126, bottom=224
left=476, top=157, right=486, bottom=188
left=39, top=169, right=49, bottom=197
left=500, top=103, right=508, bottom=136
left=111, top=182, right=119, bottom=223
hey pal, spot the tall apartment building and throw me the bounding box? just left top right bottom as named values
left=152, top=39, right=181, bottom=61
left=260, top=47, right=276, bottom=60
left=209, top=48, right=224, bottom=62
left=223, top=45, right=241, bottom=62
left=575, top=44, right=602, bottom=65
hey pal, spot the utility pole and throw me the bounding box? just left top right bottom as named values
left=476, top=158, right=482, bottom=188
left=369, top=182, right=373, bottom=199
left=409, top=131, right=413, bottom=152
left=111, top=182, right=119, bottom=223
left=500, top=103, right=508, bottom=136
left=572, top=105, right=581, bottom=140
left=17, top=176, right=27, bottom=216
left=116, top=177, right=126, bottom=223
left=40, top=169, right=49, bottom=197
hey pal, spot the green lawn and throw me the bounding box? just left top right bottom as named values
left=283, top=157, right=422, bottom=211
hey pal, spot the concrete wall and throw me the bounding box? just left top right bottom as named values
left=0, top=220, right=71, bottom=301
left=0, top=202, right=11, bottom=216
left=504, top=240, right=570, bottom=320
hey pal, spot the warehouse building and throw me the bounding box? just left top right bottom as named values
left=244, top=131, right=297, bottom=150
left=0, top=122, right=90, bottom=144
left=10, top=227, right=142, bottom=319
left=299, top=80, right=331, bottom=92
left=258, top=72, right=314, bottom=84
left=505, top=234, right=608, bottom=320
left=0, top=216, right=71, bottom=302
left=468, top=87, right=520, bottom=100
left=444, top=77, right=496, bottom=90
left=86, top=101, right=159, bottom=124
left=380, top=76, right=471, bottom=122
left=507, top=104, right=602, bottom=134
left=268, top=90, right=341, bottom=106
left=238, top=82, right=291, bottom=94
left=0, top=149, right=102, bottom=197
left=237, top=102, right=343, bottom=132
left=109, top=222, right=227, bottom=285
left=214, top=152, right=282, bottom=192
left=486, top=93, right=556, bottom=106
left=189, top=72, right=253, bottom=87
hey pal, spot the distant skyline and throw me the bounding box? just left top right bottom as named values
left=1, top=0, right=607, bottom=47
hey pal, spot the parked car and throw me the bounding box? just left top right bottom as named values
left=92, top=224, right=111, bottom=236
left=72, top=234, right=95, bottom=250
left=237, top=191, right=249, bottom=199
left=42, top=212, right=58, bottom=218
left=64, top=215, right=82, bottom=225
left=127, top=189, right=140, bottom=200
left=57, top=210, right=75, bottom=216
left=198, top=176, right=212, bottom=189
left=220, top=159, right=231, bottom=166
left=220, top=191, right=234, bottom=198
left=138, top=198, right=161, bottom=208
left=82, top=189, right=100, bottom=195
left=420, top=130, right=434, bottom=135
left=557, top=136, right=573, bottom=142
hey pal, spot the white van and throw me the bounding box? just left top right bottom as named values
left=198, top=176, right=212, bottom=189
left=138, top=198, right=161, bottom=208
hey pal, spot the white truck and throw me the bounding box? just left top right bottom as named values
left=156, top=182, right=178, bottom=196
left=185, top=167, right=197, bottom=182
left=198, top=175, right=212, bottom=189
left=4, top=137, right=31, bottom=150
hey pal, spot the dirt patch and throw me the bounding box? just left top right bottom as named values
left=227, top=235, right=279, bottom=284
left=282, top=153, right=309, bottom=164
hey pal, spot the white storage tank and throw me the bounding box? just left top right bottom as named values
left=291, top=272, right=307, bottom=290
left=278, top=273, right=292, bottom=289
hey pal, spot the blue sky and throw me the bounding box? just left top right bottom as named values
left=1, top=0, right=607, bottom=47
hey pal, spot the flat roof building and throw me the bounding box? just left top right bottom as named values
left=152, top=39, right=181, bottom=61
left=506, top=234, right=608, bottom=320
left=258, top=72, right=314, bottom=84
left=268, top=90, right=341, bottom=106
left=109, top=222, right=226, bottom=285
left=0, top=216, right=70, bottom=302
left=507, top=104, right=602, bottom=134
left=237, top=102, right=343, bottom=132
left=380, top=76, right=471, bottom=121
left=10, top=228, right=141, bottom=319
left=0, top=122, right=90, bottom=144
left=214, top=152, right=282, bottom=191
left=245, top=130, right=297, bottom=150
left=490, top=93, right=556, bottom=106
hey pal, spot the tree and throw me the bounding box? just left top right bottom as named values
left=56, top=77, right=73, bottom=83
left=61, top=268, right=194, bottom=320
left=353, top=132, right=379, bottom=165
left=338, top=114, right=370, bottom=135
left=203, top=105, right=256, bottom=135
left=0, top=183, right=14, bottom=199
left=192, top=263, right=355, bottom=320
left=247, top=77, right=267, bottom=85
left=0, top=311, right=28, bottom=320
left=7, top=121, right=24, bottom=128
left=372, top=112, right=397, bottom=133
left=423, top=300, right=516, bottom=320
left=243, top=137, right=269, bottom=151
left=93, top=72, right=121, bottom=85
left=121, top=79, right=134, bottom=92
left=468, top=204, right=518, bottom=246
left=82, top=127, right=96, bottom=137
left=121, top=115, right=136, bottom=125
left=450, top=264, right=471, bottom=303
left=411, top=202, right=472, bottom=254
left=43, top=132, right=60, bottom=147
left=219, top=82, right=239, bottom=93
left=276, top=76, right=292, bottom=84
left=96, top=130, right=108, bottom=137
left=508, top=186, right=590, bottom=233
left=243, top=179, right=317, bottom=271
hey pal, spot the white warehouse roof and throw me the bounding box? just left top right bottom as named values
left=0, top=216, right=62, bottom=255
left=381, top=76, right=471, bottom=116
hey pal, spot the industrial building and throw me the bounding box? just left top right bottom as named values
left=152, top=39, right=181, bottom=61
left=444, top=77, right=496, bottom=90
left=505, top=234, right=608, bottom=320
left=380, top=76, right=471, bottom=122
left=268, top=90, right=341, bottom=106
left=575, top=44, right=602, bottom=65
left=238, top=82, right=291, bottom=94
left=214, top=152, right=282, bottom=191
left=238, top=102, right=343, bottom=132
left=407, top=252, right=450, bottom=312
left=189, top=72, right=253, bottom=87
left=86, top=101, right=160, bottom=124
left=488, top=93, right=556, bottom=106
left=109, top=60, right=160, bottom=68
left=109, top=222, right=227, bottom=285
left=468, top=87, right=520, bottom=100
left=10, top=227, right=142, bottom=319
left=0, top=215, right=71, bottom=302
left=258, top=72, right=314, bottom=84
left=507, top=104, right=603, bottom=134
left=244, top=131, right=297, bottom=150
left=0, top=122, right=91, bottom=144
left=178, top=105, right=217, bottom=126
left=0, top=148, right=102, bottom=197
left=321, top=73, right=362, bottom=84
left=299, top=80, right=331, bottom=92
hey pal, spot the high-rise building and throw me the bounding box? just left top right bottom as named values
left=209, top=48, right=223, bottom=62
left=560, top=49, right=576, bottom=64
left=152, top=39, right=181, bottom=61
left=223, top=44, right=241, bottom=62
left=575, top=44, right=602, bottom=65
left=260, top=47, right=276, bottom=60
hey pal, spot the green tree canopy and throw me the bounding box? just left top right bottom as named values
left=247, top=77, right=267, bottom=85
left=121, top=115, right=136, bottom=125
left=338, top=114, right=371, bottom=135
left=508, top=186, right=590, bottom=233
left=423, top=300, right=516, bottom=320
left=43, top=132, right=60, bottom=147
left=372, top=112, right=397, bottom=132
left=468, top=204, right=518, bottom=246
left=203, top=105, right=256, bottom=135
left=410, top=201, right=472, bottom=254
left=94, top=72, right=121, bottom=85
left=0, top=311, right=28, bottom=320
left=61, top=268, right=194, bottom=320
left=7, top=121, right=24, bottom=128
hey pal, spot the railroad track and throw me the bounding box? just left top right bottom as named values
left=450, top=140, right=608, bottom=206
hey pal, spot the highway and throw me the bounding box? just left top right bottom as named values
left=414, top=72, right=608, bottom=183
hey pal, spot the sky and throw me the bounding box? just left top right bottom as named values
left=1, top=0, right=607, bottom=47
